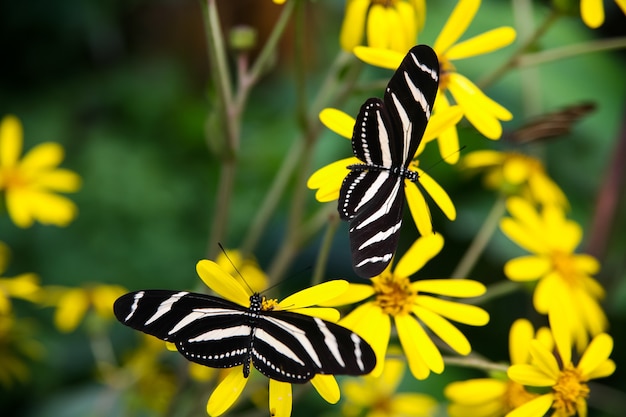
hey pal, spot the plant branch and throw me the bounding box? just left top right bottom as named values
left=451, top=194, right=507, bottom=278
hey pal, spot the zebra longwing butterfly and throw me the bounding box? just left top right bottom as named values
left=338, top=45, right=439, bottom=278
left=114, top=290, right=376, bottom=383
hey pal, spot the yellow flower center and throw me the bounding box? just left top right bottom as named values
left=438, top=55, right=456, bottom=91
left=552, top=364, right=589, bottom=417
left=0, top=168, right=29, bottom=191
left=504, top=380, right=539, bottom=413
left=372, top=273, right=416, bottom=316
left=261, top=297, right=279, bottom=311
left=551, top=251, right=580, bottom=287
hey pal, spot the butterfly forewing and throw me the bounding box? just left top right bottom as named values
left=114, top=290, right=376, bottom=383
left=338, top=45, right=440, bottom=278
left=114, top=291, right=252, bottom=369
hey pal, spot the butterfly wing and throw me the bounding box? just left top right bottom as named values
left=252, top=310, right=377, bottom=382
left=383, top=44, right=439, bottom=169
left=114, top=290, right=252, bottom=370
left=339, top=45, right=439, bottom=278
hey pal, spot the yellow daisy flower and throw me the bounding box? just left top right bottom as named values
left=46, top=284, right=128, bottom=333
left=196, top=259, right=349, bottom=417
left=353, top=0, right=516, bottom=163
left=340, top=0, right=426, bottom=53
left=0, top=115, right=81, bottom=228
left=580, top=0, right=626, bottom=28
left=506, top=307, right=615, bottom=417
left=342, top=347, right=437, bottom=417
left=307, top=106, right=461, bottom=235
left=323, top=233, right=489, bottom=380
left=445, top=319, right=553, bottom=417
left=461, top=150, right=568, bottom=207
left=500, top=197, right=607, bottom=350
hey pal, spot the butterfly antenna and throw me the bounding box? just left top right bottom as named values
left=217, top=243, right=256, bottom=295
left=420, top=145, right=467, bottom=173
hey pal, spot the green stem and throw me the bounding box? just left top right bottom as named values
left=235, top=1, right=296, bottom=111
left=204, top=0, right=238, bottom=258
left=310, top=209, right=340, bottom=286
left=451, top=194, right=507, bottom=278
left=443, top=354, right=509, bottom=373
left=471, top=280, right=522, bottom=305
left=518, top=36, right=626, bottom=68
left=240, top=52, right=360, bottom=256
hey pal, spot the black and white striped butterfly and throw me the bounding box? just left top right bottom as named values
left=114, top=289, right=376, bottom=383
left=338, top=45, right=440, bottom=278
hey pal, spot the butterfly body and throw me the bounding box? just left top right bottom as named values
left=338, top=45, right=439, bottom=278
left=114, top=290, right=376, bottom=383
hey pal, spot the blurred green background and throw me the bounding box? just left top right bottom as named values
left=1, top=0, right=625, bottom=416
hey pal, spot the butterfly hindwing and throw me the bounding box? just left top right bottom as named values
left=251, top=310, right=376, bottom=382
left=346, top=171, right=405, bottom=277
left=338, top=45, right=439, bottom=278
left=114, top=290, right=376, bottom=383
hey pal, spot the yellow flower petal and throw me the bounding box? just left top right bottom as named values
left=505, top=393, right=554, bottom=417
left=447, top=73, right=511, bottom=139
left=279, top=280, right=348, bottom=308
left=394, top=233, right=444, bottom=277
left=461, top=150, right=505, bottom=169
left=445, top=378, right=507, bottom=404
left=54, top=288, right=89, bottom=332
left=503, top=158, right=531, bottom=185
left=432, top=95, right=461, bottom=164
left=395, top=1, right=418, bottom=52
left=416, top=169, right=456, bottom=220
left=395, top=313, right=442, bottom=377
left=500, top=219, right=548, bottom=255
left=509, top=318, right=535, bottom=365
left=413, top=279, right=486, bottom=297
left=366, top=5, right=393, bottom=50
left=307, top=157, right=356, bottom=202
left=422, top=105, right=464, bottom=163
left=416, top=295, right=489, bottom=326
left=581, top=0, right=604, bottom=28
left=504, top=256, right=551, bottom=281
left=405, top=180, right=433, bottom=236
left=353, top=46, right=403, bottom=70
left=446, top=27, right=516, bottom=60
left=319, top=108, right=355, bottom=139
left=577, top=333, right=613, bottom=378
left=585, top=359, right=616, bottom=380
left=318, top=283, right=374, bottom=306
left=196, top=260, right=250, bottom=306
left=433, top=0, right=480, bottom=55
left=340, top=0, right=369, bottom=51
left=528, top=340, right=561, bottom=380
left=414, top=305, right=472, bottom=354
left=548, top=297, right=574, bottom=365
left=20, top=142, right=64, bottom=171
left=269, top=379, right=292, bottom=417
left=507, top=364, right=555, bottom=387
left=207, top=367, right=248, bottom=416
left=310, top=374, right=340, bottom=404
left=34, top=169, right=81, bottom=192
left=0, top=115, right=22, bottom=168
